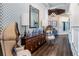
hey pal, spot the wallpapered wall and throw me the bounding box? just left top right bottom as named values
left=1, top=3, right=29, bottom=35
left=0, top=3, right=3, bottom=35
left=0, top=3, right=48, bottom=36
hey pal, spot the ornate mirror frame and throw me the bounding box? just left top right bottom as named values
left=29, top=5, right=39, bottom=28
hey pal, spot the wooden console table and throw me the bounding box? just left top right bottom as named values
left=21, top=34, right=46, bottom=53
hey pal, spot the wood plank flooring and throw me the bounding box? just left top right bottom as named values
left=32, top=35, right=73, bottom=56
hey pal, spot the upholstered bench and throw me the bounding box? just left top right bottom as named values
left=17, top=49, right=31, bottom=56
left=12, top=46, right=31, bottom=56
left=46, top=35, right=55, bottom=45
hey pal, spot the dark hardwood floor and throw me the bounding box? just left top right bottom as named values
left=32, top=35, right=73, bottom=56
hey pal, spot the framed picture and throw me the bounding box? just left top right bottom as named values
left=29, top=5, right=39, bottom=28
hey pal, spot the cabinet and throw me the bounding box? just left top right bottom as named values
left=21, top=34, right=46, bottom=53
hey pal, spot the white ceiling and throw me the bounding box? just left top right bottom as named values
left=48, top=3, right=69, bottom=7
left=43, top=3, right=70, bottom=12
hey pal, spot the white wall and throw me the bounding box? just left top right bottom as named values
left=48, top=15, right=69, bottom=35
left=1, top=3, right=48, bottom=35
left=69, top=4, right=79, bottom=26
left=69, top=3, right=79, bottom=56
left=42, top=7, right=48, bottom=27
left=58, top=16, right=70, bottom=35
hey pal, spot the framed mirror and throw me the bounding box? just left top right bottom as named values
left=29, top=5, right=39, bottom=28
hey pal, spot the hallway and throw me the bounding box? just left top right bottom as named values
left=32, top=35, right=73, bottom=56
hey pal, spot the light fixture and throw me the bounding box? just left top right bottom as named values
left=51, top=13, right=56, bottom=17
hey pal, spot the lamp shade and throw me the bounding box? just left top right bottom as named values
left=21, top=13, right=29, bottom=26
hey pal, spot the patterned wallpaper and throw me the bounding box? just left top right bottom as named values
left=0, top=3, right=3, bottom=35
left=0, top=3, right=29, bottom=36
